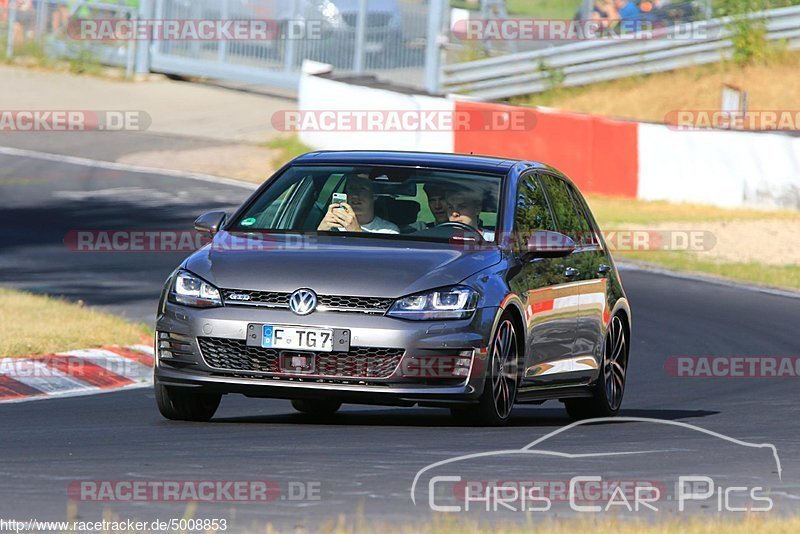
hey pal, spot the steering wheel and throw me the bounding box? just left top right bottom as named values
left=435, top=221, right=485, bottom=241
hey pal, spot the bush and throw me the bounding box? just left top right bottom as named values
left=715, top=0, right=800, bottom=64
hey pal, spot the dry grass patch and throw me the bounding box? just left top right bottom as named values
left=285, top=515, right=800, bottom=534
left=515, top=52, right=800, bottom=125
left=585, top=195, right=800, bottom=290
left=0, top=288, right=151, bottom=357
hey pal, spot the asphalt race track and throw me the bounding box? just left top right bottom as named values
left=1, top=152, right=799, bottom=529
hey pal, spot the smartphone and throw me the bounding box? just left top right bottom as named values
left=332, top=192, right=347, bottom=209
left=331, top=192, right=348, bottom=231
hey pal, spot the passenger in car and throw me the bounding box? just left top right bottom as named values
left=317, top=175, right=400, bottom=234
left=408, top=182, right=451, bottom=231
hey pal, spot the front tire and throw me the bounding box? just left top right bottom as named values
left=565, top=314, right=629, bottom=420
left=451, top=314, right=520, bottom=426
left=155, top=382, right=221, bottom=422
left=291, top=399, right=342, bottom=417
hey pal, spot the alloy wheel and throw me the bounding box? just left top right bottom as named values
left=491, top=319, right=518, bottom=419
left=603, top=315, right=628, bottom=411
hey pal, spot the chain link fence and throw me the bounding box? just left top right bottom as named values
left=3, top=1, right=137, bottom=75
left=3, top=0, right=445, bottom=91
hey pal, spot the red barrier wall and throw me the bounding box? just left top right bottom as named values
left=454, top=100, right=639, bottom=198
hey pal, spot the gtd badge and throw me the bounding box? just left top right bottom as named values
left=228, top=293, right=251, bottom=301
left=289, top=289, right=317, bottom=315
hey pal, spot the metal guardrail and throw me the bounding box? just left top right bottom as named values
left=442, top=5, right=800, bottom=100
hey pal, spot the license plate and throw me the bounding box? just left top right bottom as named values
left=261, top=325, right=333, bottom=352
left=280, top=353, right=316, bottom=374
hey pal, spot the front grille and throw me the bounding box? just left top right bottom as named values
left=220, top=289, right=393, bottom=314
left=342, top=12, right=393, bottom=28
left=221, top=289, right=288, bottom=307
left=317, top=295, right=394, bottom=312
left=197, top=337, right=404, bottom=379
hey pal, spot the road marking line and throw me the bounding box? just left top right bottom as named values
left=0, top=145, right=258, bottom=190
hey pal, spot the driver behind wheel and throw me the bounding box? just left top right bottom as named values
left=408, top=182, right=451, bottom=232
left=446, top=186, right=494, bottom=241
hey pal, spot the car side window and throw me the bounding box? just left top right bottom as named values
left=539, top=174, right=593, bottom=246
left=514, top=173, right=556, bottom=250
left=565, top=184, right=599, bottom=246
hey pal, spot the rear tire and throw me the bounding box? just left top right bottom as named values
left=565, top=315, right=629, bottom=420
left=155, top=382, right=221, bottom=422
left=450, top=314, right=520, bottom=426
left=291, top=399, right=342, bottom=417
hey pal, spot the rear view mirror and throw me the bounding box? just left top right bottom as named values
left=194, top=211, right=227, bottom=236
left=526, top=230, right=576, bottom=259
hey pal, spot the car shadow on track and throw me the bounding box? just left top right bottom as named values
left=209, top=407, right=719, bottom=427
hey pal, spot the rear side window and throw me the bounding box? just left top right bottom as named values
left=565, top=183, right=599, bottom=246
left=539, top=174, right=595, bottom=246
left=514, top=173, right=556, bottom=250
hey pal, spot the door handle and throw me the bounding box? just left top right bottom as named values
left=564, top=267, right=580, bottom=278
left=597, top=264, right=611, bottom=274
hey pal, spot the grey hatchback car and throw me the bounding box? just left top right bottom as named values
left=154, top=151, right=631, bottom=425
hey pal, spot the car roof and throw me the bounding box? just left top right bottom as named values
left=293, top=150, right=529, bottom=175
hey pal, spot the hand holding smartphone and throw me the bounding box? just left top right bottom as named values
left=332, top=192, right=347, bottom=209
left=331, top=192, right=348, bottom=231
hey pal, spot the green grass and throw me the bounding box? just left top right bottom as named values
left=450, top=0, right=582, bottom=19
left=0, top=24, right=6, bottom=58
left=584, top=195, right=800, bottom=291
left=263, top=135, right=315, bottom=168
left=585, top=195, right=800, bottom=226
left=616, top=251, right=800, bottom=291
left=712, top=0, right=800, bottom=15
left=4, top=36, right=105, bottom=76
left=253, top=515, right=800, bottom=534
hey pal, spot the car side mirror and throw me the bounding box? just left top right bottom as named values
left=525, top=230, right=576, bottom=259
left=194, top=211, right=227, bottom=236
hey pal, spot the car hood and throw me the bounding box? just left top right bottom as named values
left=184, top=231, right=501, bottom=298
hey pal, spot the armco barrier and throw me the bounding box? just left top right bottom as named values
left=297, top=74, right=800, bottom=209
left=442, top=5, right=800, bottom=100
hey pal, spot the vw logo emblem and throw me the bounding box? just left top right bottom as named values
left=289, top=289, right=317, bottom=316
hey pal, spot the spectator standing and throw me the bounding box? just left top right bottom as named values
left=615, top=0, right=643, bottom=21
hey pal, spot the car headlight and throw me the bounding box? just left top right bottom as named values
left=387, top=286, right=478, bottom=320
left=168, top=270, right=222, bottom=308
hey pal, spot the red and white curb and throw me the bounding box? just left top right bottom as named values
left=0, top=345, right=154, bottom=404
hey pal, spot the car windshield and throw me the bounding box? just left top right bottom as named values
left=230, top=165, right=503, bottom=243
